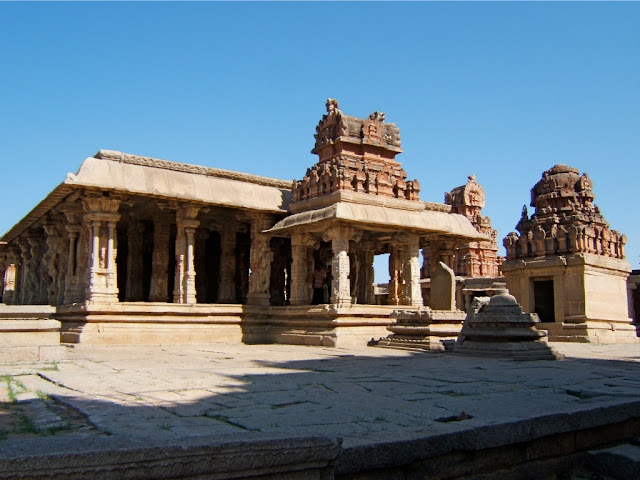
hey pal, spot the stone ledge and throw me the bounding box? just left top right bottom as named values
left=0, top=434, right=341, bottom=480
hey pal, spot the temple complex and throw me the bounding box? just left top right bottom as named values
left=0, top=100, right=487, bottom=353
left=502, top=164, right=636, bottom=343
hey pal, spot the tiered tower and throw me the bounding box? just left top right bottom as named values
left=444, top=174, right=501, bottom=278
left=504, top=164, right=626, bottom=260
left=292, top=99, right=420, bottom=203
left=501, top=164, right=636, bottom=343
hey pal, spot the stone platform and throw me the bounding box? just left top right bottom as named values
left=0, top=306, right=66, bottom=363
left=0, top=342, right=639, bottom=479
left=51, top=303, right=397, bottom=348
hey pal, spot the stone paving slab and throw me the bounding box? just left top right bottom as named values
left=0, top=342, right=638, bottom=452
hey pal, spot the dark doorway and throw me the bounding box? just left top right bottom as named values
left=534, top=280, right=555, bottom=323
left=140, top=220, right=154, bottom=301
left=195, top=229, right=221, bottom=303
left=167, top=224, right=176, bottom=303
left=116, top=226, right=128, bottom=302
left=235, top=231, right=251, bottom=304
left=270, top=237, right=291, bottom=306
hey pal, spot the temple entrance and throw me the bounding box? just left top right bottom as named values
left=533, top=280, right=555, bottom=323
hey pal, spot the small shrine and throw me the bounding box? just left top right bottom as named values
left=501, top=164, right=636, bottom=343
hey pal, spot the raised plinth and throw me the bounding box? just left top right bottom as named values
left=375, top=308, right=466, bottom=351
left=0, top=306, right=65, bottom=363
left=56, top=303, right=244, bottom=345
left=242, top=304, right=397, bottom=347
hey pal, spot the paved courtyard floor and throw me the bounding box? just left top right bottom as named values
left=1, top=342, right=639, bottom=451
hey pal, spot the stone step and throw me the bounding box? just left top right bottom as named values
left=587, top=442, right=640, bottom=480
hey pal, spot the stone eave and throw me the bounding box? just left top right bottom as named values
left=1, top=151, right=294, bottom=244
left=0, top=182, right=75, bottom=244
left=266, top=201, right=488, bottom=242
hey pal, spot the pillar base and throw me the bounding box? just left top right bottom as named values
left=246, top=292, right=270, bottom=306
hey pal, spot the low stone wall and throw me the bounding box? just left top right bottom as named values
left=0, top=306, right=65, bottom=363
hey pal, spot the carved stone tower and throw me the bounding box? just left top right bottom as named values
left=444, top=174, right=500, bottom=278
left=292, top=99, right=420, bottom=203
left=501, top=164, right=636, bottom=343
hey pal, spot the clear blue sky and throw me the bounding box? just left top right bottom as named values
left=1, top=2, right=638, bottom=274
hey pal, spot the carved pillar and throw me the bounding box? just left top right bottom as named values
left=26, top=235, right=47, bottom=304
left=218, top=228, right=237, bottom=303
left=290, top=232, right=311, bottom=306
left=17, top=238, right=31, bottom=305
left=173, top=205, right=200, bottom=304
left=149, top=212, right=171, bottom=302
left=357, top=242, right=375, bottom=305
left=402, top=235, right=423, bottom=307
left=328, top=226, right=351, bottom=306
left=83, top=195, right=121, bottom=304
left=43, top=221, right=66, bottom=306
left=247, top=213, right=273, bottom=306
left=388, top=244, right=403, bottom=306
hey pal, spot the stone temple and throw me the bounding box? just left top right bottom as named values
left=0, top=101, right=636, bottom=360
left=0, top=100, right=489, bottom=355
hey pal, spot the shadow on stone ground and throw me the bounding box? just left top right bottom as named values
left=0, top=344, right=638, bottom=479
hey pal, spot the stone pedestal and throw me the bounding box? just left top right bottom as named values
left=454, top=292, right=564, bottom=360
left=375, top=308, right=466, bottom=351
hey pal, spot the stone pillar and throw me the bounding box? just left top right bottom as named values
left=83, top=195, right=121, bottom=304
left=27, top=235, right=47, bottom=304
left=174, top=205, right=200, bottom=304
left=357, top=242, right=375, bottom=305
left=218, top=228, right=237, bottom=303
left=327, top=226, right=351, bottom=306
left=43, top=221, right=66, bottom=306
left=290, top=233, right=315, bottom=306
left=388, top=244, right=403, bottom=306
left=402, top=235, right=423, bottom=307
left=247, top=213, right=273, bottom=306
left=63, top=225, right=81, bottom=304
left=17, top=238, right=31, bottom=305
left=149, top=212, right=171, bottom=302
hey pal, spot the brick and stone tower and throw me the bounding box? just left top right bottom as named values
left=444, top=174, right=501, bottom=278
left=501, top=164, right=636, bottom=343
left=292, top=98, right=420, bottom=203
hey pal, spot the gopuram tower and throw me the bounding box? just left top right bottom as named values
left=502, top=164, right=637, bottom=343
left=268, top=99, right=486, bottom=311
